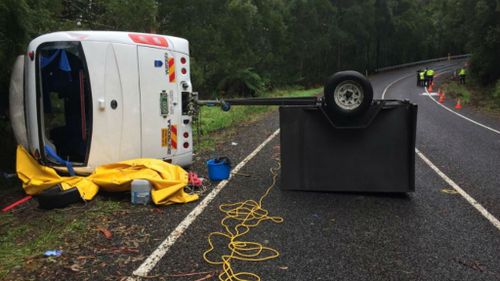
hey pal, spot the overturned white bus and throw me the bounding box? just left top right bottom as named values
left=10, top=31, right=194, bottom=174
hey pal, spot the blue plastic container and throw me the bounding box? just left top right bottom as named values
left=207, top=158, right=231, bottom=181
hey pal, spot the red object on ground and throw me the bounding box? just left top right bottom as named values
left=455, top=98, right=462, bottom=109
left=428, top=83, right=433, bottom=92
left=2, top=196, right=33, bottom=212
left=188, top=172, right=203, bottom=187
left=97, top=226, right=113, bottom=240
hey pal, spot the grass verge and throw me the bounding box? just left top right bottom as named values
left=442, top=80, right=500, bottom=114
left=0, top=199, right=124, bottom=278
left=196, top=87, right=320, bottom=151
left=442, top=82, right=471, bottom=103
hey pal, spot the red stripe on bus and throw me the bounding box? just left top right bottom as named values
left=128, top=33, right=168, bottom=48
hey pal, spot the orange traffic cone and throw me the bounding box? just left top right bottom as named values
left=438, top=92, right=445, bottom=103
left=454, top=98, right=462, bottom=109
left=428, top=82, right=433, bottom=92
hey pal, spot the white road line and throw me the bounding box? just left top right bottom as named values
left=424, top=86, right=500, bottom=135
left=129, top=129, right=281, bottom=279
left=381, top=64, right=459, bottom=99
left=421, top=92, right=439, bottom=96
left=415, top=149, right=500, bottom=231
left=383, top=72, right=500, bottom=231
left=381, top=73, right=414, bottom=99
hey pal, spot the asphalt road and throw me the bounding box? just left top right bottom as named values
left=131, top=61, right=500, bottom=281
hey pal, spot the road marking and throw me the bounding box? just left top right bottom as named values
left=416, top=149, right=500, bottom=231
left=383, top=71, right=500, bottom=231
left=381, top=73, right=414, bottom=99
left=424, top=86, right=500, bottom=135
left=380, top=64, right=459, bottom=99
left=421, top=92, right=439, bottom=96
left=129, top=129, right=281, bottom=278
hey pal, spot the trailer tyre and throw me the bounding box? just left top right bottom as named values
left=324, top=71, right=373, bottom=117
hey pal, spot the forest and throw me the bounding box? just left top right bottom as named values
left=1, top=0, right=499, bottom=100
left=0, top=0, right=498, bottom=170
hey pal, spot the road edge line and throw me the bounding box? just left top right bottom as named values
left=129, top=129, right=281, bottom=278
left=424, top=85, right=500, bottom=135
left=415, top=148, right=500, bottom=231
left=383, top=72, right=500, bottom=231
left=381, top=73, right=413, bottom=99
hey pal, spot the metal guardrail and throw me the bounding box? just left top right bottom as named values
left=374, top=54, right=471, bottom=72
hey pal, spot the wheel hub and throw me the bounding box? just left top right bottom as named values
left=334, top=81, right=364, bottom=111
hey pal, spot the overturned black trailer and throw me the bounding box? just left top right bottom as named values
left=197, top=71, right=417, bottom=193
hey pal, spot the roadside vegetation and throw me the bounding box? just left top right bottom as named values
left=0, top=198, right=124, bottom=278
left=443, top=81, right=500, bottom=113
left=196, top=87, right=319, bottom=151
left=442, top=82, right=471, bottom=104
left=199, top=87, right=319, bottom=133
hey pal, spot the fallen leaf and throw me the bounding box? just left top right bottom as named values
left=76, top=256, right=95, bottom=260
left=69, top=264, right=82, bottom=272
left=97, top=226, right=113, bottom=239
left=441, top=188, right=458, bottom=194
left=278, top=266, right=288, bottom=270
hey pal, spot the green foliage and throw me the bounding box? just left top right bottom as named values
left=443, top=82, right=471, bottom=103
left=491, top=80, right=500, bottom=108
left=199, top=87, right=320, bottom=134
left=0, top=199, right=124, bottom=278
left=1, top=0, right=498, bottom=104
left=98, top=0, right=158, bottom=32
left=0, top=0, right=31, bottom=114
left=431, top=0, right=499, bottom=86
left=217, top=68, right=267, bottom=97
left=468, top=0, right=500, bottom=85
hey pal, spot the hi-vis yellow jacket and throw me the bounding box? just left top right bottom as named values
left=16, top=146, right=198, bottom=205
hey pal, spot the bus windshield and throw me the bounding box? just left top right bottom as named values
left=37, top=41, right=92, bottom=165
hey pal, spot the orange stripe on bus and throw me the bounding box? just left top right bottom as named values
left=161, top=128, right=168, bottom=147
left=171, top=125, right=177, bottom=149
left=168, top=57, right=176, bottom=82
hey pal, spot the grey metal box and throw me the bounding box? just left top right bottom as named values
left=279, top=100, right=417, bottom=192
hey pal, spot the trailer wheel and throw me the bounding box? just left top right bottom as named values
left=324, top=71, right=373, bottom=117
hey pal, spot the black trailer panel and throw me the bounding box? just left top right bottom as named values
left=279, top=100, right=417, bottom=192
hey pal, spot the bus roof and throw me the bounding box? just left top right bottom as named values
left=28, top=31, right=189, bottom=55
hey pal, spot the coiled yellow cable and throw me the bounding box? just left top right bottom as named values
left=203, top=159, right=283, bottom=281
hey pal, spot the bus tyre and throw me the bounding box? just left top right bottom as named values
left=37, top=185, right=83, bottom=209
left=324, top=71, right=373, bottom=117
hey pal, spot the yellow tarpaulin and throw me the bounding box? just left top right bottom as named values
left=16, top=145, right=198, bottom=205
